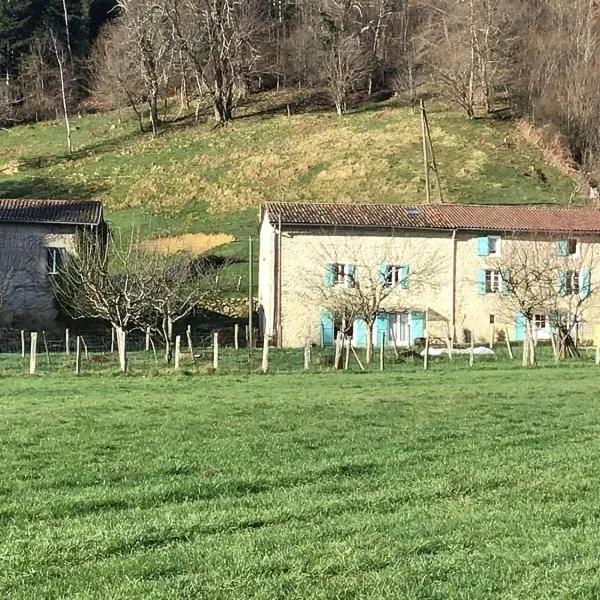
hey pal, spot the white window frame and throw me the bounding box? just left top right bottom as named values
left=332, top=263, right=352, bottom=287
left=487, top=236, right=501, bottom=257
left=534, top=314, right=546, bottom=330
left=565, top=270, right=580, bottom=295
left=384, top=265, right=405, bottom=288
left=46, top=247, right=63, bottom=276
left=485, top=269, right=503, bottom=294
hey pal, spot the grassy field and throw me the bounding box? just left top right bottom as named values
left=0, top=92, right=575, bottom=252
left=2, top=361, right=600, bottom=599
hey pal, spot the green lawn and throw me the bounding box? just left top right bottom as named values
left=2, top=362, right=600, bottom=598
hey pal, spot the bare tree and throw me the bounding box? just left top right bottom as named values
left=494, top=235, right=597, bottom=363
left=302, top=234, right=439, bottom=362
left=49, top=29, right=72, bottom=153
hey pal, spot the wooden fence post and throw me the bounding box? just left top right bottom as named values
left=75, top=336, right=82, bottom=375
left=42, top=330, right=50, bottom=365
left=423, top=331, right=429, bottom=371
left=110, top=327, right=115, bottom=354
left=234, top=324, right=239, bottom=350
left=334, top=332, right=343, bottom=369
left=117, top=327, right=127, bottom=373
left=175, top=335, right=181, bottom=369
left=504, top=326, right=514, bottom=360
left=20, top=330, right=25, bottom=358
left=186, top=325, right=195, bottom=363
left=65, top=328, right=70, bottom=355
left=469, top=329, right=475, bottom=367
left=145, top=327, right=151, bottom=352
left=261, top=333, right=269, bottom=373
left=29, top=332, right=38, bottom=375
left=379, top=333, right=385, bottom=371
left=304, top=337, right=311, bottom=370
left=213, top=332, right=219, bottom=370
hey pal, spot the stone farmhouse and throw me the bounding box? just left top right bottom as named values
left=0, top=198, right=105, bottom=330
left=259, top=202, right=600, bottom=348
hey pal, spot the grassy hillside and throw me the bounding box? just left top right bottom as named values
left=0, top=92, right=576, bottom=253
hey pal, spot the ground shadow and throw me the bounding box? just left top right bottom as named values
left=0, top=176, right=106, bottom=200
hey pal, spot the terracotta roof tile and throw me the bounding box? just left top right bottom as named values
left=0, top=198, right=103, bottom=226
left=263, top=202, right=600, bottom=234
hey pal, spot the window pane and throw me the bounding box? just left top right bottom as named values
left=488, top=237, right=497, bottom=254
left=568, top=239, right=577, bottom=255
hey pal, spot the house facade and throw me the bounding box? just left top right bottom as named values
left=0, top=198, right=105, bottom=330
left=259, top=202, right=600, bottom=347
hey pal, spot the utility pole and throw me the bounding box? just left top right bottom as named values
left=248, top=236, right=254, bottom=348
left=420, top=99, right=431, bottom=204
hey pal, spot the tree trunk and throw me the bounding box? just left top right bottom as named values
left=116, top=326, right=127, bottom=373
left=149, top=88, right=159, bottom=136
left=163, top=316, right=173, bottom=364
left=365, top=325, right=374, bottom=364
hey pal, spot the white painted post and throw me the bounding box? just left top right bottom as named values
left=65, top=328, right=70, bottom=355
left=175, top=335, right=181, bottom=369
left=110, top=326, right=115, bottom=354
left=186, top=325, right=195, bottom=362
left=379, top=332, right=385, bottom=371
left=489, top=324, right=495, bottom=349
left=234, top=324, right=239, bottom=350
left=213, top=332, right=219, bottom=370
left=304, top=337, right=311, bottom=370
left=75, top=336, right=82, bottom=375
left=334, top=331, right=343, bottom=369
left=30, top=332, right=38, bottom=375
left=261, top=333, right=269, bottom=373
left=145, top=327, right=151, bottom=351
left=20, top=330, right=25, bottom=358
left=504, top=326, right=514, bottom=360
left=117, top=327, right=127, bottom=373
left=423, top=330, right=429, bottom=371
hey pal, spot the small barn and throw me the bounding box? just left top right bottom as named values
left=0, top=198, right=105, bottom=330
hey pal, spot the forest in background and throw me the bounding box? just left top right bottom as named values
left=2, top=0, right=600, bottom=186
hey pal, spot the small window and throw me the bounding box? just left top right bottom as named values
left=489, top=314, right=495, bottom=324
left=46, top=248, right=63, bottom=275
left=485, top=269, right=502, bottom=293
left=488, top=236, right=501, bottom=256
left=567, top=239, right=578, bottom=256
left=384, top=265, right=408, bottom=288
left=330, top=263, right=354, bottom=287
left=565, top=270, right=580, bottom=295
left=534, top=314, right=546, bottom=330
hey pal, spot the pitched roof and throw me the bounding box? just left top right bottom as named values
left=0, top=198, right=103, bottom=226
left=263, top=202, right=600, bottom=234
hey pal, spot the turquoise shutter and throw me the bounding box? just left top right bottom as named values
left=580, top=269, right=591, bottom=299
left=500, top=269, right=510, bottom=295
left=375, top=313, right=389, bottom=345
left=556, top=240, right=568, bottom=256
left=353, top=318, right=367, bottom=347
left=476, top=268, right=487, bottom=295
left=410, top=311, right=425, bottom=341
left=557, top=270, right=567, bottom=296
left=346, top=264, right=356, bottom=287
left=476, top=236, right=489, bottom=256
left=320, top=312, right=334, bottom=345
left=514, top=313, right=527, bottom=342
left=400, top=265, right=410, bottom=289
left=324, top=264, right=334, bottom=288
left=379, top=263, right=388, bottom=286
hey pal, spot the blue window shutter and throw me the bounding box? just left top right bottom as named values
left=379, top=263, right=388, bottom=286
left=324, top=264, right=334, bottom=288
left=320, top=312, right=334, bottom=345
left=476, top=236, right=489, bottom=256
left=556, top=240, right=568, bottom=256
left=410, top=311, right=425, bottom=341
left=346, top=264, right=356, bottom=287
left=514, top=313, right=527, bottom=342
left=580, top=269, right=591, bottom=299
left=400, top=265, right=410, bottom=289
left=476, top=268, right=487, bottom=295
left=557, top=270, right=567, bottom=296
left=353, top=318, right=367, bottom=347
left=375, top=313, right=389, bottom=345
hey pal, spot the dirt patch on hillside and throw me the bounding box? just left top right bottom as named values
left=138, top=232, right=235, bottom=254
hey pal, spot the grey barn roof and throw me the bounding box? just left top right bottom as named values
left=0, top=198, right=103, bottom=226
left=262, top=202, right=600, bottom=234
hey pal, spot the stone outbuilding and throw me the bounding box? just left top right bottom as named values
left=0, top=198, right=105, bottom=329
